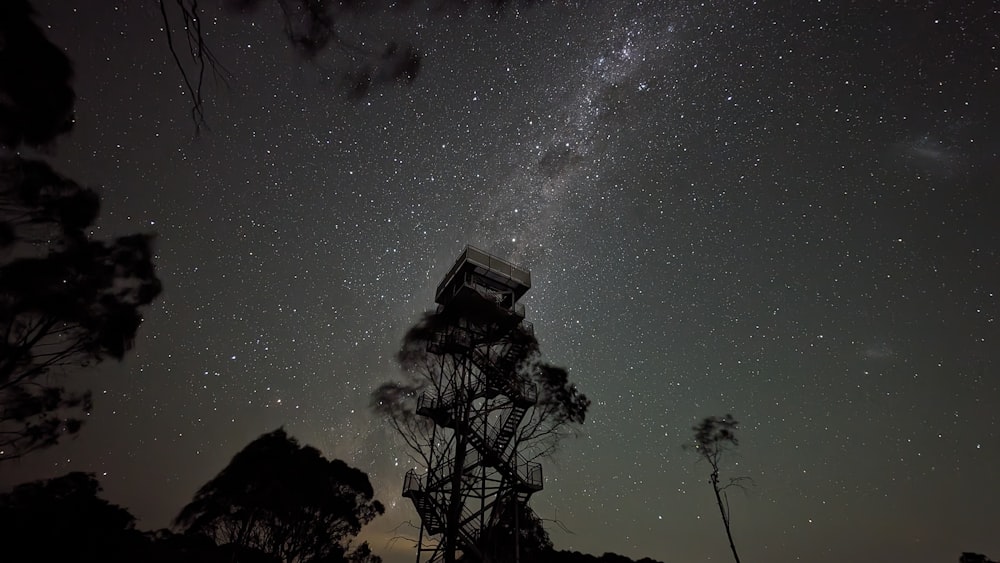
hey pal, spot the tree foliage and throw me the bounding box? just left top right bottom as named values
left=691, top=414, right=739, bottom=470
left=0, top=472, right=290, bottom=563
left=0, top=0, right=75, bottom=149
left=175, top=428, right=384, bottom=563
left=373, top=290, right=588, bottom=563
left=372, top=294, right=589, bottom=467
left=0, top=3, right=162, bottom=462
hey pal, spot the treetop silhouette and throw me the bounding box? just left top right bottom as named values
left=175, top=428, right=384, bottom=563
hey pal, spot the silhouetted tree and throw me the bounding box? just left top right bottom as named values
left=373, top=290, right=588, bottom=563
left=961, top=553, right=997, bottom=563
left=0, top=472, right=148, bottom=562
left=175, top=428, right=384, bottom=563
left=345, top=541, right=382, bottom=563
left=0, top=3, right=162, bottom=462
left=687, top=414, right=745, bottom=563
left=0, top=1, right=75, bottom=148
left=373, top=296, right=589, bottom=468
left=0, top=472, right=283, bottom=562
left=145, top=529, right=281, bottom=563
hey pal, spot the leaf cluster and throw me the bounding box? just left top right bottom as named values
left=1, top=158, right=162, bottom=461
left=372, top=292, right=588, bottom=462
left=688, top=414, right=739, bottom=469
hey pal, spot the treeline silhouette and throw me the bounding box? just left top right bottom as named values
left=1, top=458, right=993, bottom=563
left=0, top=428, right=668, bottom=563
left=0, top=429, right=383, bottom=563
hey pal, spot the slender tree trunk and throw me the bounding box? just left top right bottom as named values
left=710, top=471, right=741, bottom=563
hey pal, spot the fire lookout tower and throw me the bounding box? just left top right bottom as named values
left=402, top=246, right=543, bottom=563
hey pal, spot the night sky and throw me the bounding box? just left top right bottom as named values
left=3, top=1, right=999, bottom=562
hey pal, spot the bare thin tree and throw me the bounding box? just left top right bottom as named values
left=688, top=414, right=747, bottom=563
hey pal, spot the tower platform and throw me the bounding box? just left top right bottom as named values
left=435, top=246, right=531, bottom=312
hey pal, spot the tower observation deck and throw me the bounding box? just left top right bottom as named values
left=435, top=246, right=531, bottom=313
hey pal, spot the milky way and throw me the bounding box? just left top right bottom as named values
left=477, top=4, right=678, bottom=265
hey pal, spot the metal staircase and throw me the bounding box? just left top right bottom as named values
left=402, top=469, right=483, bottom=560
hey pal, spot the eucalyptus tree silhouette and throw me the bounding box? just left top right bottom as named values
left=0, top=1, right=161, bottom=462
left=175, top=428, right=384, bottom=563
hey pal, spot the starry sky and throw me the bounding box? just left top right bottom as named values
left=3, top=1, right=999, bottom=562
